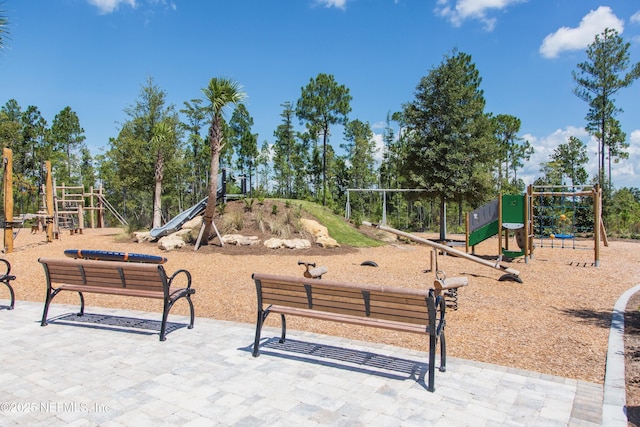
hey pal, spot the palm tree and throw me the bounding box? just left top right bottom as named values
left=0, top=2, right=8, bottom=50
left=200, top=77, right=246, bottom=243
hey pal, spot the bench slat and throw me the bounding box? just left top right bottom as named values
left=56, top=284, right=165, bottom=299
left=267, top=305, right=429, bottom=333
left=259, top=278, right=430, bottom=325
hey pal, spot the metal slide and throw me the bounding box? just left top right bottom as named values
left=149, top=174, right=226, bottom=239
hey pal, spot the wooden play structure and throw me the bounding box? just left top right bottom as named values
left=2, top=151, right=126, bottom=253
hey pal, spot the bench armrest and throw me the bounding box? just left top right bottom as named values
left=167, top=269, right=192, bottom=289
left=0, top=258, right=11, bottom=277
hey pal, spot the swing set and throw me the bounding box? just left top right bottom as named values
left=528, top=184, right=608, bottom=267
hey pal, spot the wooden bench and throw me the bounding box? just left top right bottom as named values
left=251, top=273, right=447, bottom=392
left=0, top=259, right=16, bottom=310
left=39, top=257, right=195, bottom=341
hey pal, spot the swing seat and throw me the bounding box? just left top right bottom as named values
left=553, top=233, right=574, bottom=239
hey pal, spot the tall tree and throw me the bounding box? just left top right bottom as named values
left=19, top=106, right=48, bottom=182
left=78, top=146, right=95, bottom=191
left=272, top=102, right=297, bottom=197
left=491, top=114, right=532, bottom=192
left=573, top=27, right=640, bottom=189
left=341, top=119, right=377, bottom=189
left=0, top=99, right=22, bottom=150
left=105, top=76, right=181, bottom=228
left=180, top=99, right=208, bottom=204
left=296, top=73, right=352, bottom=206
left=200, top=77, right=246, bottom=243
left=150, top=120, right=175, bottom=228
left=403, top=49, right=495, bottom=240
left=257, top=140, right=271, bottom=193
left=48, top=106, right=86, bottom=183
left=551, top=136, right=589, bottom=186
left=229, top=104, right=258, bottom=194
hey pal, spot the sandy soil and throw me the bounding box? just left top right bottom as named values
left=2, top=226, right=639, bottom=385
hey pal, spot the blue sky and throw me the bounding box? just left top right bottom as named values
left=1, top=0, right=639, bottom=189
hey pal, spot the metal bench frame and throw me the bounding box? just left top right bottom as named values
left=251, top=272, right=446, bottom=392
left=39, top=257, right=195, bottom=341
left=0, top=259, right=16, bottom=310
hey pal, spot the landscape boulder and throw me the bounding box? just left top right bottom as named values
left=264, top=238, right=311, bottom=250
left=133, top=231, right=153, bottom=243
left=158, top=234, right=186, bottom=251
left=300, top=218, right=340, bottom=248
left=222, top=234, right=260, bottom=246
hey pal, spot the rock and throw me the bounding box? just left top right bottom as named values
left=300, top=218, right=340, bottom=248
left=158, top=234, right=186, bottom=251
left=264, top=238, right=282, bottom=249
left=173, top=228, right=192, bottom=238
left=133, top=231, right=152, bottom=243
left=316, top=235, right=340, bottom=248
left=182, top=216, right=202, bottom=230
left=222, top=234, right=260, bottom=246
left=264, top=238, right=311, bottom=249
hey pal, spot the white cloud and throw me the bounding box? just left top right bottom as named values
left=88, top=0, right=136, bottom=14
left=631, top=11, right=640, bottom=25
left=372, top=132, right=385, bottom=164
left=539, top=6, right=624, bottom=59
left=435, top=0, right=526, bottom=31
left=616, top=130, right=640, bottom=187
left=519, top=126, right=640, bottom=189
left=315, top=0, right=348, bottom=10
left=520, top=127, right=596, bottom=185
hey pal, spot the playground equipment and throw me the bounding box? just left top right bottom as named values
left=52, top=181, right=127, bottom=233
left=2, top=148, right=17, bottom=253
left=466, top=185, right=606, bottom=267
left=363, top=221, right=522, bottom=282
left=297, top=260, right=327, bottom=279
left=529, top=184, right=607, bottom=267
left=1, top=153, right=125, bottom=253
left=150, top=171, right=227, bottom=240
left=466, top=194, right=532, bottom=262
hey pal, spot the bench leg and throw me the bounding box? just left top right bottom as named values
left=279, top=314, right=287, bottom=343
left=77, top=292, right=85, bottom=316
left=439, top=333, right=447, bottom=373
left=1, top=279, right=15, bottom=310
left=160, top=291, right=196, bottom=341
left=41, top=288, right=61, bottom=326
left=186, top=294, right=195, bottom=329
left=160, top=300, right=170, bottom=342
left=253, top=309, right=268, bottom=357
left=427, top=333, right=436, bottom=392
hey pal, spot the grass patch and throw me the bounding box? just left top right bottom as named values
left=277, top=199, right=385, bottom=248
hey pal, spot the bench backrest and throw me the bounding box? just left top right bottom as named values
left=252, top=273, right=436, bottom=328
left=39, top=257, right=168, bottom=295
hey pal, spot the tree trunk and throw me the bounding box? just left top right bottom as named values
left=152, top=179, right=162, bottom=228
left=202, top=126, right=221, bottom=243
left=322, top=127, right=327, bottom=206
left=439, top=197, right=447, bottom=241
left=152, top=155, right=164, bottom=229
